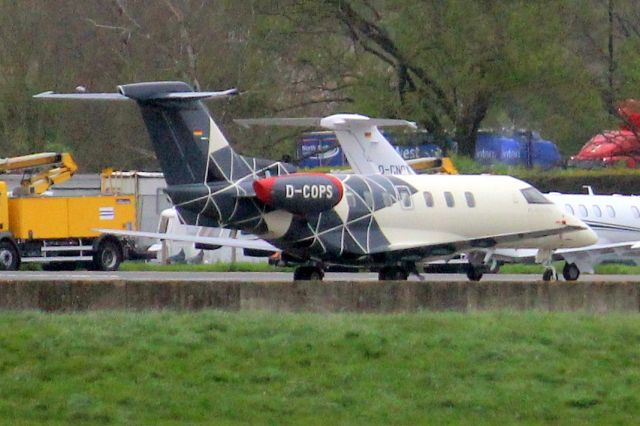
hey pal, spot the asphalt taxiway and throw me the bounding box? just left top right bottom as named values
left=0, top=271, right=639, bottom=282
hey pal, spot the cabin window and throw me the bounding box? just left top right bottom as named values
left=565, top=204, right=574, bottom=215
left=464, top=192, right=476, bottom=208
left=592, top=205, right=602, bottom=218
left=382, top=192, right=394, bottom=207
left=632, top=206, right=640, bottom=219
left=520, top=187, right=552, bottom=204
left=346, top=192, right=356, bottom=208
left=606, top=205, right=616, bottom=218
left=423, top=191, right=434, bottom=207
left=444, top=191, right=455, bottom=208
left=578, top=205, right=588, bottom=217
left=397, top=186, right=413, bottom=209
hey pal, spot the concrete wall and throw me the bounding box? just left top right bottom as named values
left=0, top=281, right=639, bottom=313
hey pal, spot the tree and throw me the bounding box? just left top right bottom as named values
left=0, top=0, right=637, bottom=169
left=254, top=0, right=608, bottom=156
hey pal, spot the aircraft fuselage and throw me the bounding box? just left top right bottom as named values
left=166, top=173, right=596, bottom=265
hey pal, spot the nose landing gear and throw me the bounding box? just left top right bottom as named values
left=542, top=267, right=557, bottom=282
left=537, top=249, right=558, bottom=282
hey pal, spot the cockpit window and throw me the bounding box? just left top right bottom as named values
left=520, top=187, right=552, bottom=204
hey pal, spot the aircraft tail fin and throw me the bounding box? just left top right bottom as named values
left=35, top=82, right=294, bottom=185
left=236, top=114, right=416, bottom=175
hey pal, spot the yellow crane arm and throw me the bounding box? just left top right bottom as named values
left=407, top=157, right=458, bottom=174
left=0, top=152, right=78, bottom=195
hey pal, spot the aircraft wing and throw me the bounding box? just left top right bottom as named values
left=95, top=228, right=278, bottom=252
left=556, top=240, right=640, bottom=255
left=553, top=241, right=640, bottom=273
left=494, top=241, right=640, bottom=261
left=379, top=224, right=588, bottom=260
left=480, top=239, right=640, bottom=274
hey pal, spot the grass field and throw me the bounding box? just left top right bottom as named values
left=1, top=311, right=639, bottom=424
left=500, top=262, right=640, bottom=275
left=119, top=260, right=640, bottom=275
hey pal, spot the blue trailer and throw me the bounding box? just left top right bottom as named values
left=475, top=130, right=561, bottom=169
left=297, top=132, right=345, bottom=168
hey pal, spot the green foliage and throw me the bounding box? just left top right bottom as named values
left=501, top=262, right=640, bottom=275
left=1, top=311, right=640, bottom=423
left=515, top=169, right=640, bottom=195
left=1, top=1, right=640, bottom=170
left=450, top=154, right=519, bottom=175
left=452, top=155, right=640, bottom=195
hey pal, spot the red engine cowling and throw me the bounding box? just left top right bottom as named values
left=253, top=173, right=344, bottom=214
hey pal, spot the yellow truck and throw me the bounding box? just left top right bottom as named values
left=0, top=152, right=136, bottom=271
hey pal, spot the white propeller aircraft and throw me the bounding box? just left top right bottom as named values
left=35, top=81, right=597, bottom=281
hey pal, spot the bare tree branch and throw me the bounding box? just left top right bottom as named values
left=330, top=0, right=456, bottom=121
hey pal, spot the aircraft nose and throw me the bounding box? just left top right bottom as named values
left=574, top=226, right=598, bottom=247
left=564, top=215, right=598, bottom=247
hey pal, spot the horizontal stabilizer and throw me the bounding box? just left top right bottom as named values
left=33, top=91, right=130, bottom=101
left=236, top=114, right=417, bottom=130
left=236, top=118, right=322, bottom=128
left=34, top=87, right=238, bottom=102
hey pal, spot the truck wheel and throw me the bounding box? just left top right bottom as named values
left=0, top=241, right=19, bottom=271
left=92, top=240, right=122, bottom=271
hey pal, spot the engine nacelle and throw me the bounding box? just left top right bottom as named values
left=253, top=173, right=343, bottom=214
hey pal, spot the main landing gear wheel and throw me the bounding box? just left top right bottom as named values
left=562, top=263, right=580, bottom=281
left=378, top=266, right=409, bottom=281
left=0, top=241, right=19, bottom=271
left=293, top=265, right=324, bottom=281
left=466, top=266, right=484, bottom=282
